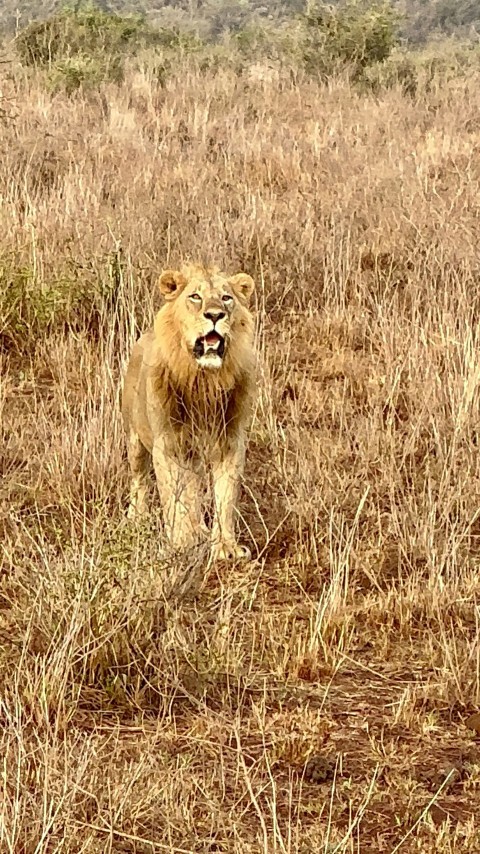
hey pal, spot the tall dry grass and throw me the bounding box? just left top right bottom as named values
left=1, top=58, right=480, bottom=851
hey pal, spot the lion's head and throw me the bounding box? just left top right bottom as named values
left=154, top=264, right=255, bottom=383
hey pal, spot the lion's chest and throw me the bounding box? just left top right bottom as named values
left=168, top=385, right=234, bottom=460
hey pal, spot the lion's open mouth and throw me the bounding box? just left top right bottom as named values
left=194, top=331, right=226, bottom=362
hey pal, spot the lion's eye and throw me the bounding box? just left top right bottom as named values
left=222, top=294, right=234, bottom=304
left=189, top=293, right=202, bottom=302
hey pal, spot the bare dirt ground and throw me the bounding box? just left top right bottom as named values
left=1, top=60, right=480, bottom=851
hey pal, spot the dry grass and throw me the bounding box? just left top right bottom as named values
left=1, top=58, right=480, bottom=851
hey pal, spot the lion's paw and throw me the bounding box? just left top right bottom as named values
left=212, top=542, right=252, bottom=562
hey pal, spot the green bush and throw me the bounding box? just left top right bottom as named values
left=362, top=49, right=418, bottom=94
left=416, top=38, right=480, bottom=88
left=48, top=54, right=124, bottom=94
left=363, top=38, right=480, bottom=96
left=153, top=26, right=203, bottom=52
left=301, top=1, right=399, bottom=81
left=233, top=21, right=301, bottom=63
left=1, top=267, right=76, bottom=352
left=15, top=3, right=158, bottom=68
left=0, top=254, right=123, bottom=354
left=15, top=4, right=207, bottom=91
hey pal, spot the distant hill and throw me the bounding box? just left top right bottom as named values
left=1, top=0, right=479, bottom=43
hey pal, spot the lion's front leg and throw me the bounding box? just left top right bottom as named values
left=211, top=437, right=251, bottom=562
left=152, top=440, right=204, bottom=551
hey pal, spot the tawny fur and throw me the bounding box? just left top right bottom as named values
left=122, top=264, right=256, bottom=560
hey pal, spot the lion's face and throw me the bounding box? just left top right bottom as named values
left=158, top=266, right=255, bottom=371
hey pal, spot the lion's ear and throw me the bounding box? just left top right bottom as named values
left=158, top=269, right=187, bottom=300
left=228, top=273, right=255, bottom=304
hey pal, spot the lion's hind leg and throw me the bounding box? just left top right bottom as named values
left=127, top=431, right=151, bottom=519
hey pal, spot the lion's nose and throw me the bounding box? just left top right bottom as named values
left=204, top=309, right=226, bottom=323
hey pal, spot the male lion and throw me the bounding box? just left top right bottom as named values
left=122, top=264, right=256, bottom=561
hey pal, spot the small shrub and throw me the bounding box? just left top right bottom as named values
left=301, top=0, right=399, bottom=82
left=362, top=49, right=418, bottom=95
left=234, top=21, right=301, bottom=63
left=0, top=258, right=121, bottom=354
left=154, top=26, right=203, bottom=53
left=48, top=54, right=124, bottom=94
left=15, top=4, right=158, bottom=68
left=15, top=5, right=207, bottom=91
left=0, top=92, right=17, bottom=126
left=416, top=39, right=480, bottom=88
left=1, top=267, right=78, bottom=353
left=362, top=39, right=480, bottom=96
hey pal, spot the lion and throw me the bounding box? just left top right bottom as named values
left=121, top=263, right=256, bottom=561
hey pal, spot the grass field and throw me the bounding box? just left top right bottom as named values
left=1, top=57, right=480, bottom=851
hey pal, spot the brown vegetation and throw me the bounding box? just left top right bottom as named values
left=1, top=57, right=480, bottom=851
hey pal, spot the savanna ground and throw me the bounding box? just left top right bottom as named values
left=1, top=55, right=480, bottom=853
